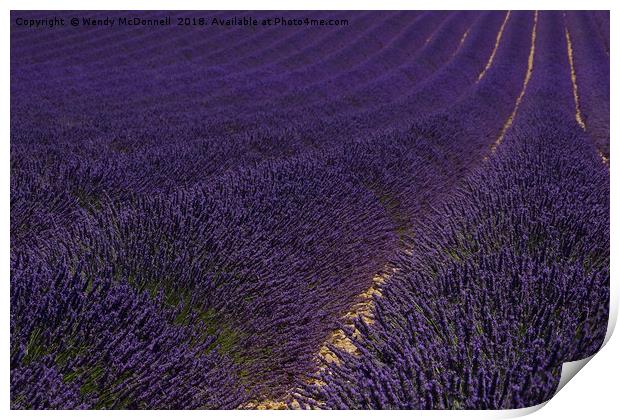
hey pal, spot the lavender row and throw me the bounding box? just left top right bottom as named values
left=11, top=251, right=247, bottom=409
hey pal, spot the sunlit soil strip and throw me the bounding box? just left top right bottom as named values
left=477, top=11, right=511, bottom=82
left=564, top=19, right=607, bottom=167
left=452, top=26, right=472, bottom=57
left=423, top=19, right=445, bottom=47
left=599, top=150, right=609, bottom=166
left=564, top=25, right=586, bottom=130
left=246, top=268, right=398, bottom=409
left=317, top=268, right=397, bottom=364
left=489, top=11, right=538, bottom=154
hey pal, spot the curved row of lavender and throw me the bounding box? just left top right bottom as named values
left=295, top=11, right=609, bottom=409
left=11, top=10, right=608, bottom=409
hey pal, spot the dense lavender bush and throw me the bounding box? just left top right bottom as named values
left=11, top=253, right=247, bottom=409
left=18, top=155, right=398, bottom=401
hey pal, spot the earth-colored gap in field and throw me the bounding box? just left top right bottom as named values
left=244, top=266, right=398, bottom=409
left=563, top=17, right=586, bottom=131
left=423, top=13, right=449, bottom=47
left=563, top=13, right=609, bottom=167
left=490, top=10, right=538, bottom=154
left=477, top=11, right=511, bottom=82
left=454, top=27, right=471, bottom=56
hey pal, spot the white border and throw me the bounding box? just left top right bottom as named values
left=3, top=1, right=617, bottom=418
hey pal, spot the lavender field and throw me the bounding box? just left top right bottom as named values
left=10, top=10, right=609, bottom=409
